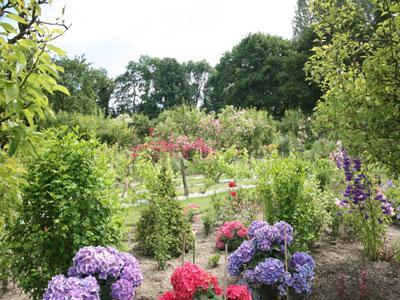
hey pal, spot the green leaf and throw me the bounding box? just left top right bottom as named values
left=7, top=13, right=29, bottom=25
left=0, top=22, right=17, bottom=33
left=47, top=44, right=66, bottom=56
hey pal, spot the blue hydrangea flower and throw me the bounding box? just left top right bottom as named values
left=254, top=258, right=285, bottom=285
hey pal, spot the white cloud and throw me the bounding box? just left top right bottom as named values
left=44, top=0, right=297, bottom=77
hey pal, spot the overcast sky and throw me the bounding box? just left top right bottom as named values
left=45, top=0, right=297, bottom=77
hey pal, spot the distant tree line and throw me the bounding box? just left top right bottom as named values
left=48, top=0, right=321, bottom=119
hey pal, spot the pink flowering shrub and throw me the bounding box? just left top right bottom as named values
left=158, top=263, right=222, bottom=300
left=226, top=285, right=252, bottom=300
left=215, top=221, right=248, bottom=251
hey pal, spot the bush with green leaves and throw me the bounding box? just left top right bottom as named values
left=42, top=112, right=136, bottom=147
left=135, top=157, right=193, bottom=269
left=192, top=147, right=250, bottom=191
left=2, top=129, right=123, bottom=299
left=208, top=254, right=221, bottom=268
left=217, top=106, right=276, bottom=156
left=257, top=155, right=330, bottom=250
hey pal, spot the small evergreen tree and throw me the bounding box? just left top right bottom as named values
left=136, top=157, right=193, bottom=269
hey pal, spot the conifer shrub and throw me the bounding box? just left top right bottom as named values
left=135, top=157, right=193, bottom=269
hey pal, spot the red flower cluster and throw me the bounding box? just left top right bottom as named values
left=229, top=181, right=236, bottom=188
left=215, top=221, right=248, bottom=250
left=226, top=285, right=252, bottom=300
left=131, top=140, right=175, bottom=159
left=131, top=136, right=213, bottom=160
left=159, top=263, right=222, bottom=300
left=173, top=136, right=213, bottom=159
left=230, top=191, right=237, bottom=197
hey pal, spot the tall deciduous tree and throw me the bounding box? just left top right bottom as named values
left=112, top=56, right=212, bottom=117
left=48, top=56, right=115, bottom=115
left=307, top=0, right=400, bottom=175
left=204, top=33, right=319, bottom=117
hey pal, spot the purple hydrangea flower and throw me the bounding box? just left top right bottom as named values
left=111, top=279, right=135, bottom=300
left=243, top=269, right=256, bottom=283
left=43, top=275, right=100, bottom=300
left=289, top=252, right=315, bottom=295
left=274, top=221, right=293, bottom=246
left=228, top=252, right=243, bottom=276
left=248, top=220, right=268, bottom=238
left=227, top=240, right=256, bottom=276
left=68, top=246, right=142, bottom=298
left=254, top=225, right=279, bottom=251
left=120, top=252, right=143, bottom=287
left=254, top=258, right=285, bottom=285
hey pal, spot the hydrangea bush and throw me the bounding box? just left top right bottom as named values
left=228, top=220, right=315, bottom=299
left=44, top=246, right=142, bottom=300
left=215, top=221, right=248, bottom=251
left=159, top=263, right=222, bottom=299
left=159, top=263, right=251, bottom=300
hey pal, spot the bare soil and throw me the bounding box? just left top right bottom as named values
left=2, top=222, right=400, bottom=300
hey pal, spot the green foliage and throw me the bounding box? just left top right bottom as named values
left=204, top=33, right=319, bottom=116
left=113, top=56, right=212, bottom=117
left=217, top=106, right=276, bottom=155
left=307, top=0, right=400, bottom=175
left=192, top=147, right=249, bottom=191
left=208, top=254, right=221, bottom=268
left=42, top=112, right=136, bottom=147
left=202, top=209, right=216, bottom=236
left=155, top=104, right=213, bottom=139
left=257, top=155, right=330, bottom=250
left=0, top=153, right=26, bottom=228
left=48, top=56, right=114, bottom=115
left=135, top=157, right=193, bottom=269
left=2, top=128, right=123, bottom=299
left=0, top=0, right=69, bottom=155
left=312, top=158, right=337, bottom=190
left=129, top=113, right=151, bottom=142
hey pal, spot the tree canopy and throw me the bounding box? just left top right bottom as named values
left=307, top=0, right=400, bottom=175
left=203, top=33, right=319, bottom=117
left=112, top=56, right=212, bottom=117
left=48, top=56, right=115, bottom=116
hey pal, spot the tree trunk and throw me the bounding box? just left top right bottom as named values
left=180, top=157, right=189, bottom=196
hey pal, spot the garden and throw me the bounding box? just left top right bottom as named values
left=1, top=0, right=400, bottom=299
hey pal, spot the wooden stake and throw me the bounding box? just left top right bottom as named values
left=182, top=233, right=186, bottom=266
left=192, top=230, right=197, bottom=264
left=224, top=243, right=228, bottom=299
left=284, top=224, right=289, bottom=300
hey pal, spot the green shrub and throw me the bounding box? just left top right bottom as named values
left=208, top=254, right=221, bottom=268
left=202, top=209, right=216, bottom=236
left=42, top=112, right=136, bottom=147
left=2, top=128, right=123, bottom=299
left=257, top=155, right=330, bottom=250
left=135, top=157, right=193, bottom=269
left=312, top=158, right=336, bottom=190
